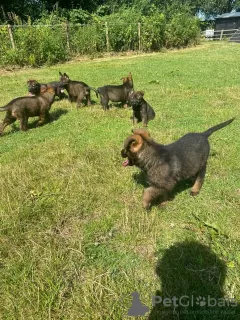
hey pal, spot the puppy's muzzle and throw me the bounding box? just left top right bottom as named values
left=130, top=100, right=141, bottom=106
left=121, top=149, right=134, bottom=167
left=121, top=149, right=127, bottom=158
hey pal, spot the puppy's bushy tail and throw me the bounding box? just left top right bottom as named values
left=202, top=118, right=235, bottom=137
left=88, top=87, right=98, bottom=98
left=0, top=105, right=10, bottom=112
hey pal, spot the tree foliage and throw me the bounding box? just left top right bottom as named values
left=1, top=0, right=240, bottom=24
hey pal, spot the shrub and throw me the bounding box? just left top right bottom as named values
left=165, top=12, right=200, bottom=48
left=101, top=8, right=141, bottom=51
left=1, top=25, right=68, bottom=67
left=0, top=7, right=201, bottom=67
left=69, top=23, right=105, bottom=55
left=141, top=12, right=166, bottom=51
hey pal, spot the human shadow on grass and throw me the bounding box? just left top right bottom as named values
left=148, top=240, right=240, bottom=320
left=9, top=108, right=68, bottom=133
left=132, top=171, right=194, bottom=206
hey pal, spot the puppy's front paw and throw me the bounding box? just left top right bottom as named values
left=143, top=200, right=151, bottom=211
left=190, top=191, right=199, bottom=197
left=159, top=200, right=168, bottom=207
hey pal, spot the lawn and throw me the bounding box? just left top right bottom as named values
left=0, top=41, right=239, bottom=319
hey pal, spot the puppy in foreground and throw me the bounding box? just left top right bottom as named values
left=128, top=91, right=155, bottom=126
left=121, top=119, right=235, bottom=209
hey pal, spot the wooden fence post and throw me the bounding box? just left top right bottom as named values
left=138, top=22, right=141, bottom=51
left=65, top=21, right=70, bottom=51
left=220, top=29, right=224, bottom=40
left=7, top=24, right=15, bottom=49
left=105, top=22, right=109, bottom=51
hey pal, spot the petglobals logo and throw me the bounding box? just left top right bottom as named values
left=152, top=295, right=238, bottom=308
left=122, top=291, right=238, bottom=317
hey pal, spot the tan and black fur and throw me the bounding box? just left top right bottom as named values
left=27, top=79, right=68, bottom=100
left=0, top=84, right=55, bottom=135
left=59, top=72, right=98, bottom=108
left=121, top=119, right=235, bottom=209
left=97, top=72, right=133, bottom=110
left=128, top=90, right=155, bottom=126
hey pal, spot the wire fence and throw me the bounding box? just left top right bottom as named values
left=1, top=21, right=200, bottom=54
left=0, top=22, right=156, bottom=53
left=2, top=23, right=239, bottom=54
left=0, top=21, right=203, bottom=66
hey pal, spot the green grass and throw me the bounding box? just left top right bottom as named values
left=0, top=41, right=239, bottom=319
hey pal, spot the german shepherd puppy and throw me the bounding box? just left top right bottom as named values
left=27, top=79, right=67, bottom=100
left=121, top=119, right=235, bottom=209
left=59, top=72, right=98, bottom=108
left=128, top=91, right=155, bottom=126
left=0, top=85, right=55, bottom=135
left=97, top=72, right=133, bottom=110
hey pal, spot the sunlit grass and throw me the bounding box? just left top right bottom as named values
left=0, top=41, right=239, bottom=319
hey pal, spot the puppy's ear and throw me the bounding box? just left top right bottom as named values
left=129, top=72, right=132, bottom=79
left=129, top=90, right=134, bottom=98
left=59, top=71, right=63, bottom=76
left=132, top=128, right=151, bottom=141
left=125, top=134, right=143, bottom=153
left=46, top=87, right=55, bottom=94
left=40, top=85, right=48, bottom=93
left=122, top=77, right=128, bottom=83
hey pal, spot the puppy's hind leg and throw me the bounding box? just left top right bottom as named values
left=19, top=115, right=29, bottom=131
left=100, top=96, right=109, bottom=110
left=190, top=166, right=207, bottom=196
left=0, top=114, right=16, bottom=135
left=143, top=186, right=167, bottom=210
left=76, top=94, right=84, bottom=109
left=85, top=92, right=91, bottom=106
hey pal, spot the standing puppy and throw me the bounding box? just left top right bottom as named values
left=97, top=72, right=133, bottom=110
left=59, top=72, right=98, bottom=108
left=0, top=85, right=55, bottom=135
left=27, top=79, right=67, bottom=100
left=128, top=91, right=155, bottom=126
left=121, top=119, right=235, bottom=210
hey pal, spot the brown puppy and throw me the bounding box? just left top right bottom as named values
left=128, top=90, right=155, bottom=126
left=27, top=79, right=68, bottom=100
left=121, top=119, right=235, bottom=209
left=97, top=72, right=133, bottom=110
left=59, top=72, right=98, bottom=108
left=0, top=85, right=55, bottom=135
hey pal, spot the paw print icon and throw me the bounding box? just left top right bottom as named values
left=195, top=296, right=207, bottom=307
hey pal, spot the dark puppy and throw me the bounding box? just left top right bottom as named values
left=59, top=72, right=98, bottom=108
left=97, top=72, right=133, bottom=110
left=128, top=91, right=155, bottom=126
left=121, top=119, right=235, bottom=209
left=27, top=79, right=67, bottom=100
left=0, top=85, right=55, bottom=135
